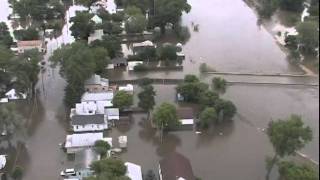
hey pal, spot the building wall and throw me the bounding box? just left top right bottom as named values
left=85, top=84, right=109, bottom=93
left=72, top=123, right=108, bottom=132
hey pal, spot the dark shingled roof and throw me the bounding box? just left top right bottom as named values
left=177, top=108, right=194, bottom=120
left=112, top=57, right=127, bottom=64
left=71, top=114, right=105, bottom=125
left=159, top=152, right=195, bottom=180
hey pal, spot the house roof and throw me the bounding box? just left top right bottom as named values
left=177, top=108, right=194, bottom=120
left=125, top=162, right=143, bottom=180
left=106, top=108, right=119, bottom=117
left=132, top=40, right=154, bottom=48
left=71, top=114, right=105, bottom=125
left=159, top=152, right=195, bottom=180
left=119, top=84, right=133, bottom=92
left=82, top=91, right=114, bottom=102
left=65, top=133, right=103, bottom=148
left=91, top=15, right=102, bottom=24
left=17, top=40, right=42, bottom=47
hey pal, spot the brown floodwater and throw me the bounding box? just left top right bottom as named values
left=0, top=0, right=318, bottom=179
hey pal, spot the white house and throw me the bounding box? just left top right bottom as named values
left=125, top=162, right=143, bottom=180
left=177, top=108, right=194, bottom=130
left=71, top=114, right=108, bottom=132
left=17, top=40, right=46, bottom=54
left=5, top=89, right=27, bottom=100
left=0, top=155, right=6, bottom=170
left=65, top=133, right=104, bottom=154
left=81, top=91, right=114, bottom=108
left=91, top=15, right=102, bottom=24
left=88, top=29, right=104, bottom=44
left=119, top=84, right=134, bottom=94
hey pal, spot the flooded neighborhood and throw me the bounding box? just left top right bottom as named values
left=0, top=0, right=318, bottom=180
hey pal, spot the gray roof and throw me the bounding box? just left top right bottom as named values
left=112, top=57, right=127, bottom=64
left=71, top=114, right=105, bottom=125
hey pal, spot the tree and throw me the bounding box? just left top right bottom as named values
left=11, top=166, right=24, bottom=180
left=112, top=91, right=133, bottom=110
left=91, top=35, right=122, bottom=58
left=102, top=21, right=123, bottom=35
left=214, top=99, right=237, bottom=121
left=138, top=78, right=153, bottom=87
left=152, top=0, right=191, bottom=33
left=125, top=6, right=143, bottom=16
left=265, top=115, right=313, bottom=180
left=278, top=161, right=318, bottom=180
left=158, top=44, right=178, bottom=61
left=199, top=90, right=219, bottom=108
left=297, top=21, right=319, bottom=56
left=177, top=75, right=209, bottom=103
left=125, top=13, right=147, bottom=34
left=138, top=85, right=156, bottom=119
left=94, top=140, right=111, bottom=157
left=153, top=103, right=179, bottom=142
left=212, top=77, right=227, bottom=93
left=0, top=22, right=13, bottom=47
left=70, top=11, right=95, bottom=40
left=278, top=0, right=304, bottom=12
left=88, top=159, right=129, bottom=179
left=10, top=49, right=41, bottom=96
left=13, top=28, right=39, bottom=41
left=50, top=42, right=107, bottom=106
left=0, top=103, right=24, bottom=144
left=199, top=107, right=218, bottom=129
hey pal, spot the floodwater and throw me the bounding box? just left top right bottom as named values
left=0, top=0, right=319, bottom=180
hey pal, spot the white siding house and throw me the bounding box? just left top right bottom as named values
left=65, top=133, right=104, bottom=154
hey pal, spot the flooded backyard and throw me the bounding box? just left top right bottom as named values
left=0, top=0, right=319, bottom=179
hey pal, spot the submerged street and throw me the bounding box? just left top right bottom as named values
left=0, top=0, right=318, bottom=179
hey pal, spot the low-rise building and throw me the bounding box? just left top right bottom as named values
left=91, top=15, right=102, bottom=24
left=106, top=108, right=120, bottom=121
left=71, top=114, right=108, bottom=132
left=84, top=74, right=109, bottom=93
left=5, top=89, right=27, bottom=100
left=64, top=133, right=104, bottom=154
left=81, top=91, right=114, bottom=107
left=17, top=40, right=46, bottom=54
left=177, top=108, right=194, bottom=130
left=159, top=152, right=195, bottom=180
left=112, top=57, right=128, bottom=67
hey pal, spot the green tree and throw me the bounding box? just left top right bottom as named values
left=158, top=44, right=178, bottom=61
left=88, top=159, right=129, bottom=179
left=297, top=21, right=319, bottom=55
left=138, top=78, right=153, bottom=87
left=278, top=0, right=304, bottom=12
left=10, top=49, right=41, bottom=96
left=50, top=42, right=107, bottom=106
left=91, top=35, right=122, bottom=58
left=125, top=13, right=147, bottom=34
left=112, top=91, right=133, bottom=110
left=11, top=166, right=24, bottom=180
left=199, top=90, right=219, bottom=108
left=265, top=115, right=313, bottom=180
left=70, top=11, right=95, bottom=40
left=0, top=103, right=24, bottom=144
left=153, top=103, right=179, bottom=142
left=94, top=140, right=111, bottom=157
left=176, top=76, right=208, bottom=103
left=14, top=28, right=39, bottom=41
left=0, top=22, right=13, bottom=47
left=138, top=85, right=156, bottom=119
left=184, top=74, right=199, bottom=83
left=152, top=0, right=191, bottom=33
left=214, top=99, right=237, bottom=121
left=102, top=21, right=123, bottom=35
left=199, top=107, right=218, bottom=129
left=278, top=161, right=319, bottom=180
left=212, top=77, right=227, bottom=93
left=125, top=6, right=143, bottom=16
